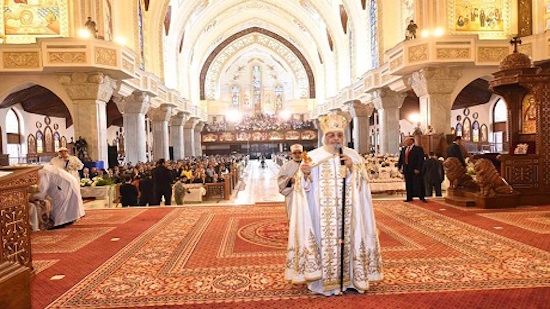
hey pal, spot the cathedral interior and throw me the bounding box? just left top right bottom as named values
left=0, top=1, right=549, bottom=308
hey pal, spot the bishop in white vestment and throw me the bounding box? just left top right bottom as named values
left=49, top=147, right=84, bottom=181
left=34, top=164, right=85, bottom=227
left=277, top=144, right=304, bottom=221
left=285, top=114, right=383, bottom=296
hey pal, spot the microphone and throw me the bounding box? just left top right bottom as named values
left=338, top=144, right=345, bottom=166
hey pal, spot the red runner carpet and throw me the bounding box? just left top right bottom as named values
left=31, top=201, right=550, bottom=309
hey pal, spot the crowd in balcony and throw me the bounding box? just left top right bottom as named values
left=204, top=113, right=314, bottom=132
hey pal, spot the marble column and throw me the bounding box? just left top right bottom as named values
left=114, top=91, right=151, bottom=164
left=194, top=121, right=205, bottom=156
left=346, top=101, right=375, bottom=154
left=372, top=89, right=406, bottom=155
left=170, top=112, right=188, bottom=161
left=411, top=67, right=462, bottom=134
left=184, top=117, right=198, bottom=157
left=148, top=104, right=174, bottom=162
left=59, top=72, right=116, bottom=163
left=313, top=119, right=324, bottom=147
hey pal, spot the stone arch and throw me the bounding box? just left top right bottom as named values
left=0, top=78, right=75, bottom=123
left=199, top=27, right=316, bottom=100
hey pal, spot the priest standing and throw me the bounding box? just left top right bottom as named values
left=50, top=147, right=84, bottom=181
left=277, top=144, right=304, bottom=221
left=285, top=113, right=383, bottom=296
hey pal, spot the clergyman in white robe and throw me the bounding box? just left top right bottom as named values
left=34, top=164, right=85, bottom=227
left=285, top=114, right=383, bottom=296
left=277, top=144, right=304, bottom=221
left=49, top=147, right=84, bottom=181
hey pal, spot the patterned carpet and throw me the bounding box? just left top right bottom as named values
left=33, top=202, right=550, bottom=309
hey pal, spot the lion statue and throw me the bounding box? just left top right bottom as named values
left=474, top=158, right=514, bottom=197
left=443, top=157, right=477, bottom=190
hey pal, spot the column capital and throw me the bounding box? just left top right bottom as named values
left=170, top=111, right=189, bottom=126
left=410, top=67, right=462, bottom=97
left=59, top=72, right=117, bottom=102
left=371, top=88, right=407, bottom=110
left=345, top=101, right=374, bottom=118
left=194, top=121, right=206, bottom=132
left=184, top=116, right=199, bottom=129
left=115, top=91, right=151, bottom=114
left=148, top=104, right=174, bottom=122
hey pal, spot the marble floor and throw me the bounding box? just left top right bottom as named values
left=84, top=159, right=427, bottom=210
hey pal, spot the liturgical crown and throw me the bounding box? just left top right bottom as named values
left=319, top=114, right=348, bottom=133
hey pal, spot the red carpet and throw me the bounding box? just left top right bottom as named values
left=31, top=202, right=550, bottom=309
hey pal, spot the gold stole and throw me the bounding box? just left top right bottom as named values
left=318, top=157, right=352, bottom=291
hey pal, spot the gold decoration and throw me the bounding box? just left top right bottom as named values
left=122, top=59, right=134, bottom=72
left=48, top=52, right=86, bottom=63
left=95, top=47, right=117, bottom=66
left=408, top=44, right=429, bottom=63
left=319, top=114, right=348, bottom=133
left=436, top=48, right=470, bottom=59
left=389, top=56, right=403, bottom=70
left=2, top=52, right=40, bottom=68
left=478, top=47, right=509, bottom=63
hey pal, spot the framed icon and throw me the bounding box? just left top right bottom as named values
left=36, top=121, right=42, bottom=129
left=463, top=108, right=470, bottom=116
left=456, top=115, right=462, bottom=122
left=53, top=123, right=59, bottom=130
left=472, top=112, right=478, bottom=119
left=44, top=116, right=51, bottom=125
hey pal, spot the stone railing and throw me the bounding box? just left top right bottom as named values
left=310, top=32, right=550, bottom=119
left=0, top=38, right=206, bottom=121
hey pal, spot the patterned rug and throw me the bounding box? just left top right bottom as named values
left=44, top=202, right=550, bottom=308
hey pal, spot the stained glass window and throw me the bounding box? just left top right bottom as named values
left=231, top=85, right=240, bottom=106
left=252, top=65, right=262, bottom=113
left=275, top=85, right=283, bottom=110
left=493, top=99, right=507, bottom=123
left=369, top=0, right=379, bottom=68
left=138, top=2, right=145, bottom=70
left=456, top=123, right=463, bottom=137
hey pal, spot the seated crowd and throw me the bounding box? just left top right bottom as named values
left=204, top=113, right=314, bottom=132
left=79, top=155, right=245, bottom=207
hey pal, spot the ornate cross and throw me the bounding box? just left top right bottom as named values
left=509, top=36, right=522, bottom=53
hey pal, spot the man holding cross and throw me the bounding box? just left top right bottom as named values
left=285, top=113, right=383, bottom=296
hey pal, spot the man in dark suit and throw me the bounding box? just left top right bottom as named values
left=152, top=159, right=174, bottom=205
left=422, top=152, right=445, bottom=197
left=446, top=136, right=466, bottom=167
left=120, top=175, right=138, bottom=207
left=398, top=137, right=427, bottom=202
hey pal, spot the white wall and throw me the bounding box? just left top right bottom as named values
left=0, top=104, right=74, bottom=159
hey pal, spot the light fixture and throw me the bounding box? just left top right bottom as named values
left=279, top=110, right=291, bottom=120
left=420, top=30, right=430, bottom=38
left=114, top=37, right=126, bottom=45
left=408, top=113, right=420, bottom=124
left=226, top=109, right=242, bottom=123
left=434, top=28, right=445, bottom=37
left=78, top=28, right=91, bottom=38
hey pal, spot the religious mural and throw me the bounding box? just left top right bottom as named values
left=2, top=0, right=69, bottom=41
left=521, top=93, right=537, bottom=134
left=454, top=0, right=504, bottom=31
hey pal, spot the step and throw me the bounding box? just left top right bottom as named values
left=445, top=196, right=476, bottom=207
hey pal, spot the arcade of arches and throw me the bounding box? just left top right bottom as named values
left=1, top=1, right=550, bottom=308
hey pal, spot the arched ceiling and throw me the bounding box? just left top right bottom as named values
left=200, top=28, right=315, bottom=100
left=149, top=0, right=369, bottom=103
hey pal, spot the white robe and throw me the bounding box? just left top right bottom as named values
left=34, top=165, right=85, bottom=227
left=50, top=155, right=83, bottom=181
left=277, top=160, right=301, bottom=221
left=285, top=146, right=383, bottom=295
